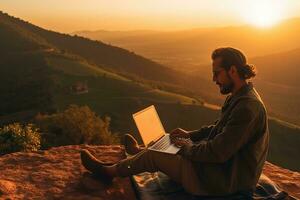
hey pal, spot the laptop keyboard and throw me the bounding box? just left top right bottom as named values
left=151, top=135, right=170, bottom=151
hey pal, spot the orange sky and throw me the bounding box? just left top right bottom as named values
left=1, top=0, right=300, bottom=32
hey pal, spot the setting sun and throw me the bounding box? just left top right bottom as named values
left=241, top=0, right=285, bottom=27
left=1, top=0, right=300, bottom=31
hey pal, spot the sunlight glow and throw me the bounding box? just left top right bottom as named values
left=1, top=0, right=299, bottom=32
left=241, top=0, right=286, bottom=28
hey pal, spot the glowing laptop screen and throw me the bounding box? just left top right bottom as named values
left=133, top=105, right=165, bottom=146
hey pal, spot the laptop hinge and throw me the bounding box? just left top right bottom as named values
left=148, top=134, right=165, bottom=147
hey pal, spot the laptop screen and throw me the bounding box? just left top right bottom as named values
left=133, top=105, right=166, bottom=146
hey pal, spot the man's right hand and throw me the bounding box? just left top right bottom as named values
left=170, top=128, right=190, bottom=140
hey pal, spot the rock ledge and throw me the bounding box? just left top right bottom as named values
left=0, top=145, right=299, bottom=199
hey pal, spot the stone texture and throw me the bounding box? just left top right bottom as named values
left=0, top=145, right=136, bottom=200
left=263, top=162, right=300, bottom=199
left=0, top=179, right=16, bottom=195
left=0, top=145, right=299, bottom=199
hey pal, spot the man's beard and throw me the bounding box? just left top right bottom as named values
left=218, top=75, right=234, bottom=94
left=219, top=82, right=234, bottom=94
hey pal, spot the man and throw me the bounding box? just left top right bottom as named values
left=81, top=47, right=269, bottom=197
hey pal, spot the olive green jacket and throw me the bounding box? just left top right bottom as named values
left=180, top=82, right=269, bottom=196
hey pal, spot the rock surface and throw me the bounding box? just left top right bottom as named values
left=263, top=162, right=300, bottom=199
left=0, top=145, right=299, bottom=199
left=0, top=145, right=136, bottom=200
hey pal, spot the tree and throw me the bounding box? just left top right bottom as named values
left=35, top=105, right=119, bottom=148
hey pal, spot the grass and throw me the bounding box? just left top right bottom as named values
left=46, top=54, right=130, bottom=81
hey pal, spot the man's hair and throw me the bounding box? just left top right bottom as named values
left=211, top=47, right=257, bottom=80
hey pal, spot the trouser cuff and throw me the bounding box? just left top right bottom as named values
left=116, top=159, right=134, bottom=177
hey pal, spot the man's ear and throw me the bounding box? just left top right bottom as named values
left=229, top=65, right=238, bottom=76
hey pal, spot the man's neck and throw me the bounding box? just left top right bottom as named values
left=231, top=81, right=248, bottom=96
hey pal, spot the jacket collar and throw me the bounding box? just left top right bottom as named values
left=231, top=82, right=253, bottom=99
left=221, top=82, right=254, bottom=113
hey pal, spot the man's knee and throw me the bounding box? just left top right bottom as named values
left=139, top=149, right=157, bottom=163
left=142, top=149, right=170, bottom=160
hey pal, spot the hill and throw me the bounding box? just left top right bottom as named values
left=74, top=18, right=300, bottom=125
left=0, top=145, right=299, bottom=199
left=0, top=10, right=215, bottom=138
left=250, top=48, right=300, bottom=87
left=0, top=11, right=300, bottom=171
left=0, top=11, right=182, bottom=84
left=0, top=10, right=211, bottom=106
left=190, top=48, right=300, bottom=125
left=74, top=18, right=300, bottom=70
left=0, top=17, right=54, bottom=115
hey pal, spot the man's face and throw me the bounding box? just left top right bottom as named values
left=212, top=57, right=234, bottom=94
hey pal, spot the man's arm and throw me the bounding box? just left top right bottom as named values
left=180, top=99, right=262, bottom=163
left=170, top=119, right=218, bottom=141
left=189, top=120, right=219, bottom=142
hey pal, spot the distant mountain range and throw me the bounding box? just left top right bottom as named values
left=74, top=18, right=300, bottom=68
left=74, top=19, right=300, bottom=125
left=0, top=11, right=300, bottom=171
left=251, top=48, right=300, bottom=87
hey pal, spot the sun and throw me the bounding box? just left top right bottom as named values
left=241, top=0, right=285, bottom=28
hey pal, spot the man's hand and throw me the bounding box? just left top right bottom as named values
left=171, top=138, right=191, bottom=148
left=170, top=128, right=190, bottom=140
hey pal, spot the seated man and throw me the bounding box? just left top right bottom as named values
left=81, top=47, right=269, bottom=197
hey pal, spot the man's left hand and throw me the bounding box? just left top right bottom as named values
left=171, top=137, right=191, bottom=148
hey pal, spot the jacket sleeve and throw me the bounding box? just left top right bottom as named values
left=180, top=100, right=262, bottom=163
left=189, top=119, right=219, bottom=142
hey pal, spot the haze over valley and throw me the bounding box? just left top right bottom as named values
left=75, top=18, right=300, bottom=125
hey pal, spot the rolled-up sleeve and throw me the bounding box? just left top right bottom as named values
left=180, top=100, right=262, bottom=163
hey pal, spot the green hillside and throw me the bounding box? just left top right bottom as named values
left=0, top=11, right=300, bottom=171
left=0, top=10, right=204, bottom=122
left=45, top=53, right=207, bottom=133
left=0, top=11, right=206, bottom=104
left=0, top=11, right=181, bottom=84
left=0, top=53, right=54, bottom=116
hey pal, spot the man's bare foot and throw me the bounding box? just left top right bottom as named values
left=80, top=149, right=117, bottom=183
left=123, top=134, right=143, bottom=155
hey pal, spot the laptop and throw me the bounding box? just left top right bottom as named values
left=132, top=105, right=180, bottom=154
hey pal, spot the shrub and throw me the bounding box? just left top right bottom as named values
left=0, top=123, right=41, bottom=155
left=35, top=105, right=119, bottom=148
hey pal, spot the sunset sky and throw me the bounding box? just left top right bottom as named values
left=1, top=0, right=300, bottom=32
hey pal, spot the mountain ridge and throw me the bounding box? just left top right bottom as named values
left=73, top=16, right=300, bottom=125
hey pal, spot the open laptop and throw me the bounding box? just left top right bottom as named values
left=132, top=105, right=180, bottom=154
